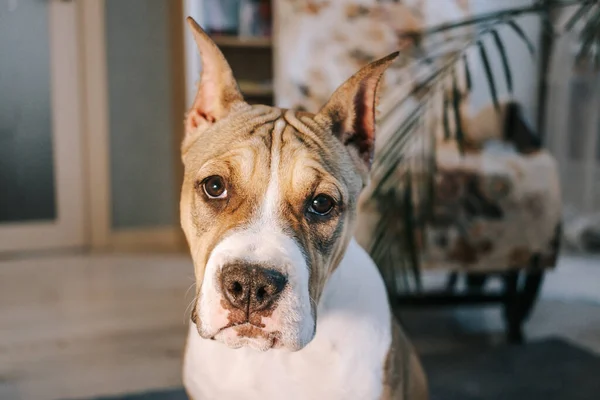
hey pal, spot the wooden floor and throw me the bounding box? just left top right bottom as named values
left=0, top=253, right=195, bottom=400
left=0, top=251, right=599, bottom=400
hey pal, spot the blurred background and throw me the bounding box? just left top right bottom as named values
left=1, top=0, right=599, bottom=399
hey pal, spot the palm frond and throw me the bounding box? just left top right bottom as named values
left=462, top=53, right=473, bottom=91
left=442, top=92, right=450, bottom=140
left=367, top=0, right=600, bottom=296
left=450, top=67, right=465, bottom=152
left=402, top=173, right=422, bottom=291
left=422, top=0, right=584, bottom=36
left=565, top=1, right=594, bottom=29
left=490, top=29, right=514, bottom=94
left=573, top=3, right=600, bottom=63
left=477, top=39, right=500, bottom=109
left=506, top=20, right=537, bottom=55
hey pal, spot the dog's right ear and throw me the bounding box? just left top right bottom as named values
left=184, top=17, right=247, bottom=147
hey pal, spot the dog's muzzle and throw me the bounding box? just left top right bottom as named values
left=193, top=228, right=315, bottom=351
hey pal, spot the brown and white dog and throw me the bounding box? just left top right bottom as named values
left=180, top=17, right=428, bottom=400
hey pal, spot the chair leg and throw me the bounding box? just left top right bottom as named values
left=502, top=264, right=545, bottom=344
left=445, top=272, right=458, bottom=292
left=517, top=270, right=544, bottom=322
left=466, top=273, right=489, bottom=292
left=503, top=270, right=524, bottom=344
left=444, top=272, right=490, bottom=294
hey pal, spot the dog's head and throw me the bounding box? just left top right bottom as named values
left=181, top=17, right=397, bottom=352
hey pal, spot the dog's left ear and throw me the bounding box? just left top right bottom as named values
left=184, top=17, right=248, bottom=148
left=315, top=52, right=399, bottom=171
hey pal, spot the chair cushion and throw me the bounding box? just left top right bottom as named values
left=420, top=141, right=562, bottom=272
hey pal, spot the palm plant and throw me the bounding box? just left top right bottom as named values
left=367, top=0, right=600, bottom=295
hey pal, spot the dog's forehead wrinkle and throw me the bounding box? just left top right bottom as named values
left=284, top=111, right=328, bottom=152
left=282, top=111, right=359, bottom=187
left=257, top=118, right=286, bottom=221
left=183, top=105, right=281, bottom=164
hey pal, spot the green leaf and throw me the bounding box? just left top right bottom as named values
left=565, top=2, right=593, bottom=31
left=477, top=40, right=500, bottom=109
left=371, top=217, right=391, bottom=266
left=419, top=118, right=430, bottom=209
left=506, top=20, right=535, bottom=55
left=451, top=67, right=465, bottom=153
left=370, top=189, right=418, bottom=294
left=442, top=92, right=451, bottom=141
left=491, top=29, right=514, bottom=94
left=402, top=174, right=422, bottom=290
left=373, top=124, right=413, bottom=180
left=411, top=70, right=447, bottom=98
left=462, top=54, right=472, bottom=91
left=427, top=128, right=437, bottom=220
left=424, top=3, right=541, bottom=35
left=577, top=5, right=600, bottom=61
left=373, top=104, right=423, bottom=177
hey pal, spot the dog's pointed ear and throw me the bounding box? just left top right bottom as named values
left=315, top=52, right=399, bottom=169
left=184, top=17, right=247, bottom=138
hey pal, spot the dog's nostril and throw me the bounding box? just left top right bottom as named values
left=221, top=265, right=251, bottom=310
left=256, top=286, right=267, bottom=302
left=251, top=269, right=287, bottom=311
left=231, top=281, right=243, bottom=295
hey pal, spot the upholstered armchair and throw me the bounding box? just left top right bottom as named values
left=421, top=101, right=561, bottom=274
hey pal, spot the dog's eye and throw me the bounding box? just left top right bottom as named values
left=309, top=194, right=335, bottom=216
left=202, top=175, right=227, bottom=199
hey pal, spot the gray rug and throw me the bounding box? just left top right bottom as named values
left=424, top=338, right=600, bottom=400
left=85, top=338, right=600, bottom=400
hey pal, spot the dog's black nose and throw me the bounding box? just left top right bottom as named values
left=220, top=264, right=287, bottom=314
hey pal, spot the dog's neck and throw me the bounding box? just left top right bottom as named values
left=317, top=240, right=359, bottom=314
left=316, top=238, right=384, bottom=318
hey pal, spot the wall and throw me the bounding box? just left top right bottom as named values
left=467, top=0, right=542, bottom=128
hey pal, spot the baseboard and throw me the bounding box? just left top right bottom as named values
left=108, top=227, right=186, bottom=253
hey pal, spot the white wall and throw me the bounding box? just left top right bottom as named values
left=468, top=0, right=542, bottom=127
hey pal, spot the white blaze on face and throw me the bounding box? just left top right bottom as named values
left=197, top=118, right=315, bottom=351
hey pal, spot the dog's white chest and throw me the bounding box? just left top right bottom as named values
left=183, top=240, right=392, bottom=400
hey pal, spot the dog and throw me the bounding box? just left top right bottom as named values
left=180, top=17, right=428, bottom=400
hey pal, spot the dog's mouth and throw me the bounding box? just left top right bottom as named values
left=210, top=322, right=283, bottom=350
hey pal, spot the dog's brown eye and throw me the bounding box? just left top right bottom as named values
left=309, top=194, right=335, bottom=215
left=203, top=176, right=227, bottom=199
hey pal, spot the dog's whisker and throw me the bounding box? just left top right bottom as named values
left=183, top=294, right=198, bottom=325
left=184, top=281, right=197, bottom=299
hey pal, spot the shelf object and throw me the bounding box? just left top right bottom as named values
left=212, top=35, right=272, bottom=49
left=238, top=80, right=273, bottom=97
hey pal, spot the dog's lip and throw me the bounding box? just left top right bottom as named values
left=218, top=321, right=260, bottom=330
left=212, top=323, right=282, bottom=349
left=212, top=322, right=264, bottom=336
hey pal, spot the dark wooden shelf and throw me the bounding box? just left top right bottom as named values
left=212, top=35, right=272, bottom=48
left=238, top=81, right=273, bottom=97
